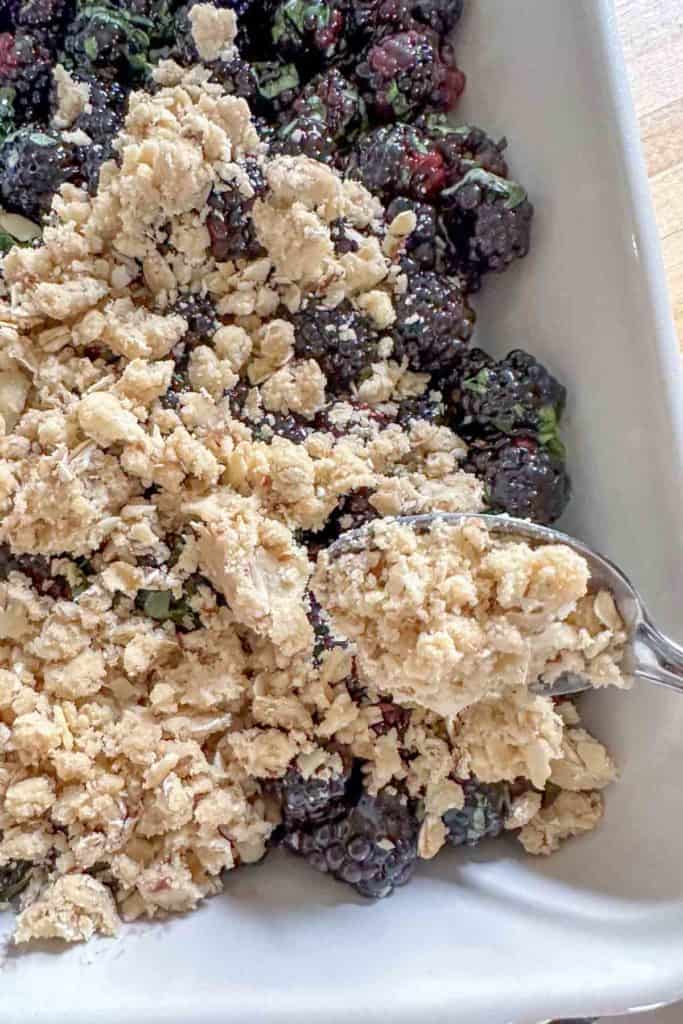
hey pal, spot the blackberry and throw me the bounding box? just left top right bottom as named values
left=208, top=53, right=259, bottom=103
left=274, top=762, right=352, bottom=828
left=0, top=127, right=79, bottom=218
left=307, top=486, right=379, bottom=553
left=0, top=544, right=72, bottom=600
left=391, top=264, right=474, bottom=374
left=417, top=115, right=510, bottom=181
left=450, top=348, right=566, bottom=445
left=395, top=390, right=446, bottom=427
left=271, top=0, right=353, bottom=69
left=228, top=381, right=310, bottom=444
left=252, top=59, right=300, bottom=119
left=441, top=167, right=534, bottom=291
left=206, top=158, right=267, bottom=263
left=350, top=0, right=464, bottom=39
left=369, top=699, right=410, bottom=738
left=172, top=292, right=219, bottom=346
left=0, top=859, right=33, bottom=901
left=108, top=0, right=175, bottom=47
left=15, top=0, right=72, bottom=43
left=466, top=432, right=571, bottom=524
left=355, top=29, right=464, bottom=122
left=291, top=68, right=367, bottom=143
left=70, top=74, right=127, bottom=192
left=284, top=787, right=418, bottom=898
left=291, top=299, right=379, bottom=395
left=61, top=3, right=152, bottom=82
left=443, top=779, right=510, bottom=847
left=349, top=122, right=449, bottom=203
left=272, top=113, right=338, bottom=165
left=0, top=30, right=52, bottom=124
left=386, top=196, right=441, bottom=270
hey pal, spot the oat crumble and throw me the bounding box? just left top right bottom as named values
left=0, top=30, right=624, bottom=943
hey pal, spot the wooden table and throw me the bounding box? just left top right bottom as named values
left=616, top=0, right=683, bottom=349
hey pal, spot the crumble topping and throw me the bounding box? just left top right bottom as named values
left=0, top=57, right=622, bottom=943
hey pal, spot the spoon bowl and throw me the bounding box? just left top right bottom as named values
left=328, top=513, right=683, bottom=698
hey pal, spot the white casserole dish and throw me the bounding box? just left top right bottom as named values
left=3, top=1, right=683, bottom=1020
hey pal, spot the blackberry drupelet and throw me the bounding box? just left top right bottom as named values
left=0, top=127, right=79, bottom=218
left=0, top=859, right=33, bottom=901
left=291, top=68, right=367, bottom=143
left=450, top=348, right=567, bottom=445
left=271, top=0, right=353, bottom=69
left=172, top=292, right=220, bottom=346
left=325, top=486, right=379, bottom=539
left=274, top=762, right=353, bottom=828
left=349, top=122, right=449, bottom=202
left=441, top=167, right=534, bottom=291
left=466, top=432, right=571, bottom=524
left=206, top=157, right=267, bottom=262
left=61, top=3, right=152, bottom=82
left=0, top=543, right=73, bottom=600
left=354, top=29, right=465, bottom=122
left=284, top=787, right=418, bottom=898
left=391, top=264, right=475, bottom=374
left=291, top=299, right=379, bottom=395
left=208, top=52, right=259, bottom=103
left=386, top=196, right=441, bottom=269
left=0, top=30, right=53, bottom=124
left=443, top=779, right=510, bottom=847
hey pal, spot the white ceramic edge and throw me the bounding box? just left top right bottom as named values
left=557, top=5, right=683, bottom=1016
left=595, top=0, right=683, bottom=471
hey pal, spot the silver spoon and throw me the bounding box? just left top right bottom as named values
left=327, top=512, right=683, bottom=699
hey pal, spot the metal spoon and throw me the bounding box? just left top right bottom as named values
left=327, top=512, right=683, bottom=698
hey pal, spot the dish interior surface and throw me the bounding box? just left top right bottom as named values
left=3, top=1, right=683, bottom=1021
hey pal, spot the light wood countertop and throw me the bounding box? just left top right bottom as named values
left=616, top=0, right=683, bottom=349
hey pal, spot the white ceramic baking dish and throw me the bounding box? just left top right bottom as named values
left=3, top=1, right=683, bottom=1021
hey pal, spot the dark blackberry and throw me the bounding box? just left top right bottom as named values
left=284, top=787, right=418, bottom=898
left=466, top=432, right=571, bottom=524
left=274, top=762, right=352, bottom=828
left=329, top=487, right=378, bottom=536
left=15, top=0, right=72, bottom=43
left=349, top=122, right=449, bottom=203
left=450, top=348, right=566, bottom=445
left=0, top=544, right=72, bottom=599
left=355, top=29, right=465, bottom=122
left=291, top=299, right=379, bottom=395
left=369, top=699, right=410, bottom=739
left=0, top=859, right=33, bottom=900
left=0, top=127, right=79, bottom=218
left=271, top=113, right=338, bottom=165
left=208, top=53, right=259, bottom=103
left=0, top=84, right=15, bottom=141
left=271, top=0, right=353, bottom=69
left=391, top=264, right=474, bottom=374
left=441, top=167, right=534, bottom=291
left=206, top=158, right=267, bottom=263
left=252, top=60, right=300, bottom=119
left=108, top=0, right=175, bottom=47
left=0, top=30, right=52, bottom=124
left=443, top=779, right=510, bottom=847
left=417, top=115, right=510, bottom=180
left=69, top=74, right=127, bottom=192
left=395, top=390, right=446, bottom=427
left=291, top=68, right=367, bottom=143
left=172, top=292, right=220, bottom=347
left=61, top=3, right=152, bottom=82
left=386, top=196, right=441, bottom=270
left=350, top=0, right=464, bottom=38
left=229, top=383, right=311, bottom=444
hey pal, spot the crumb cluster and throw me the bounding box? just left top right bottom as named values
left=0, top=52, right=623, bottom=945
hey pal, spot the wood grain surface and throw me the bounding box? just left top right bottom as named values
left=616, top=0, right=683, bottom=349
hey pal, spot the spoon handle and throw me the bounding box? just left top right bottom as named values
left=633, top=617, right=683, bottom=693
